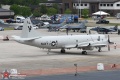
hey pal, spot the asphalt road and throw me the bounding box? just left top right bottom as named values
left=10, top=70, right=120, bottom=80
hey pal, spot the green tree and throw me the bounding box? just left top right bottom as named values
left=31, top=0, right=40, bottom=5
left=10, top=4, right=21, bottom=15
left=82, top=9, right=89, bottom=18
left=40, top=4, right=47, bottom=15
left=39, top=0, right=47, bottom=3
left=64, top=9, right=72, bottom=14
left=20, top=6, right=31, bottom=17
left=10, top=4, right=31, bottom=17
left=47, top=7, right=57, bottom=15
left=0, top=0, right=43, bottom=6
left=1, top=0, right=11, bottom=4
left=33, top=8, right=41, bottom=17
left=52, top=3, right=59, bottom=13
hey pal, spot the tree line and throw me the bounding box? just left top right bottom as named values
left=0, top=0, right=47, bottom=6
left=0, top=0, right=89, bottom=18
left=0, top=0, right=61, bottom=17
left=9, top=3, right=60, bottom=17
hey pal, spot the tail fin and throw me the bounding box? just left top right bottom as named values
left=21, top=17, right=40, bottom=38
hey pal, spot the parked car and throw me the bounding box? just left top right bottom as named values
left=6, top=19, right=16, bottom=23
left=33, top=25, right=39, bottom=29
left=31, top=19, right=44, bottom=28
left=96, top=19, right=109, bottom=24
left=80, top=28, right=87, bottom=33
left=0, top=27, right=4, bottom=31
left=14, top=25, right=23, bottom=30
left=15, top=16, right=25, bottom=23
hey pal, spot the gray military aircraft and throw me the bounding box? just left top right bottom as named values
left=60, top=20, right=88, bottom=33
left=90, top=25, right=118, bottom=34
left=12, top=18, right=113, bottom=55
left=48, top=21, right=67, bottom=31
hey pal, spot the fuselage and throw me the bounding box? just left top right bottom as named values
left=15, top=34, right=106, bottom=49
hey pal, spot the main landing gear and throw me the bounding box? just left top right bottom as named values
left=98, top=47, right=102, bottom=52
left=61, top=49, right=65, bottom=53
left=82, top=51, right=87, bottom=55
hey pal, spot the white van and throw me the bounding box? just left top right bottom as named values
left=116, top=13, right=120, bottom=19
left=15, top=16, right=25, bottom=23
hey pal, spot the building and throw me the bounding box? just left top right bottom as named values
left=40, top=0, right=120, bottom=16
left=0, top=8, right=14, bottom=19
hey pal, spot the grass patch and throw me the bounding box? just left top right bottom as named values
left=4, top=27, right=14, bottom=30
left=108, top=23, right=120, bottom=26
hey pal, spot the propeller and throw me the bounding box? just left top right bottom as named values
left=108, top=35, right=114, bottom=44
left=108, top=35, right=110, bottom=51
left=97, top=36, right=101, bottom=52
left=107, top=35, right=114, bottom=51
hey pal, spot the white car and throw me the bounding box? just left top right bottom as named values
left=43, top=22, right=49, bottom=25
left=33, top=25, right=39, bottom=29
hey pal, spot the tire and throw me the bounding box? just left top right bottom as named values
left=82, top=51, right=87, bottom=55
left=61, top=49, right=65, bottom=53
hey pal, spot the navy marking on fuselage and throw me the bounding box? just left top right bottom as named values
left=28, top=26, right=32, bottom=32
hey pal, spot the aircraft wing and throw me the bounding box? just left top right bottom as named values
left=108, top=29, right=116, bottom=32
left=12, top=35, right=41, bottom=41
left=78, top=41, right=107, bottom=47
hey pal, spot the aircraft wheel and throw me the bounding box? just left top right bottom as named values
left=61, top=49, right=65, bottom=53
left=98, top=47, right=102, bottom=52
left=82, top=51, right=87, bottom=55
left=98, top=49, right=101, bottom=52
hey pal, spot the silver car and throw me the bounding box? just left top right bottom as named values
left=14, top=25, right=23, bottom=30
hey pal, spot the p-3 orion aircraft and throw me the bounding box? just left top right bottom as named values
left=12, top=18, right=113, bottom=55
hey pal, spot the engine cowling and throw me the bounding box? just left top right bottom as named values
left=82, top=46, right=94, bottom=50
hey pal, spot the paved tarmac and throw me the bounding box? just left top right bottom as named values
left=0, top=18, right=120, bottom=79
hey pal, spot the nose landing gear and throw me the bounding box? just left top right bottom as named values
left=82, top=51, right=87, bottom=55
left=61, top=49, right=65, bottom=53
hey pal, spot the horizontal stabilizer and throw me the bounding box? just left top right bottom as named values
left=12, top=35, right=41, bottom=41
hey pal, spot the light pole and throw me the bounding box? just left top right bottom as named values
left=74, top=64, right=78, bottom=76
left=98, top=0, right=101, bottom=18
left=78, top=0, right=79, bottom=18
left=80, top=0, right=81, bottom=19
left=78, top=0, right=81, bottom=18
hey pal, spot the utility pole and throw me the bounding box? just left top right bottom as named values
left=80, top=0, right=81, bottom=18
left=78, top=0, right=79, bottom=18
left=100, top=0, right=101, bottom=16
left=74, top=64, right=78, bottom=76
left=98, top=0, right=101, bottom=18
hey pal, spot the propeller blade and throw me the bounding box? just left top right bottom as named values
left=108, top=35, right=110, bottom=43
left=108, top=35, right=114, bottom=44
left=108, top=35, right=110, bottom=51
left=108, top=44, right=110, bottom=51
